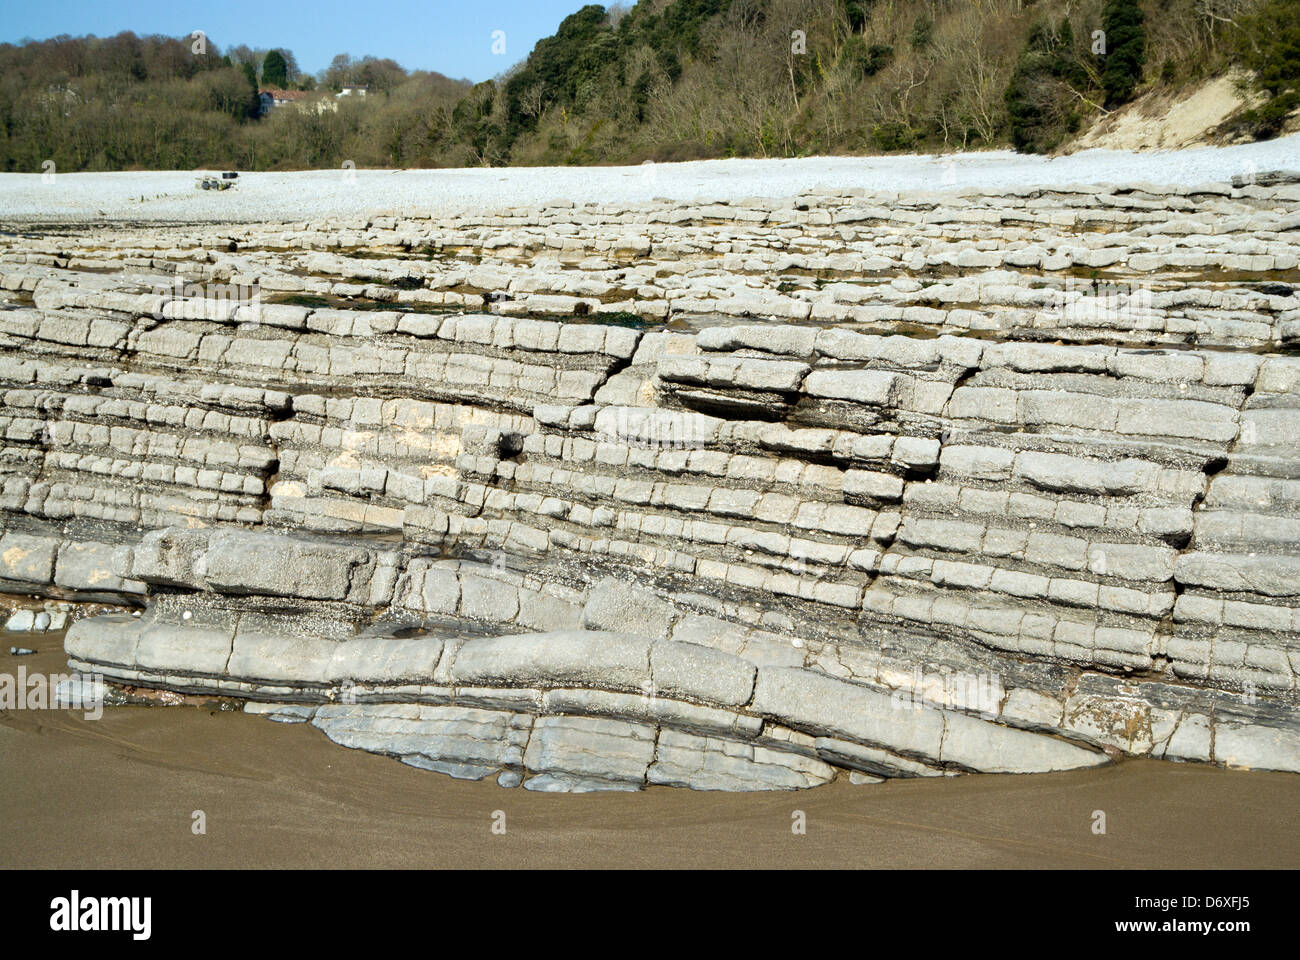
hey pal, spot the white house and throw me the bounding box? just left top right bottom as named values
left=258, top=88, right=335, bottom=116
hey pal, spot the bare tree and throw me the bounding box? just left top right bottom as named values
left=518, top=81, right=547, bottom=120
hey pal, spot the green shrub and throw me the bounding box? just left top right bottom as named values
left=910, top=14, right=933, bottom=49
left=871, top=121, right=917, bottom=151
left=842, top=0, right=870, bottom=32
left=1006, top=19, right=1093, bottom=152
left=842, top=37, right=893, bottom=77
left=1232, top=0, right=1300, bottom=138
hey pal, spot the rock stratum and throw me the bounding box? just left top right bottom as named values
left=4, top=174, right=1300, bottom=790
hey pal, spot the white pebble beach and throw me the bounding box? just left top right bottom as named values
left=2, top=134, right=1298, bottom=223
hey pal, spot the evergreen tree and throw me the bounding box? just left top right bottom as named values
left=262, top=49, right=288, bottom=89
left=1099, top=0, right=1146, bottom=106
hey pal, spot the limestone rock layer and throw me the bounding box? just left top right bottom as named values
left=4, top=178, right=1300, bottom=788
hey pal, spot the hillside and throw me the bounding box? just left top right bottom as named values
left=0, top=0, right=1295, bottom=172
left=0, top=34, right=471, bottom=172
left=494, top=0, right=1297, bottom=162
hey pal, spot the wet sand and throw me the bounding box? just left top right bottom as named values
left=3, top=636, right=1298, bottom=869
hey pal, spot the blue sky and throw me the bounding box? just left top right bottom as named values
left=0, top=0, right=588, bottom=82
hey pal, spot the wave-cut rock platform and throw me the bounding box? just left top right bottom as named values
left=4, top=172, right=1300, bottom=790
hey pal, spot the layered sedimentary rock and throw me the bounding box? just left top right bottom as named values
left=4, top=176, right=1300, bottom=788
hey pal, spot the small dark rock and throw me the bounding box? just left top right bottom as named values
left=1232, top=169, right=1300, bottom=188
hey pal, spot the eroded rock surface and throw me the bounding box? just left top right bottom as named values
left=4, top=180, right=1299, bottom=788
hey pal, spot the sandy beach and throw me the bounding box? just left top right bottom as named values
left=3, top=636, right=1297, bottom=869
